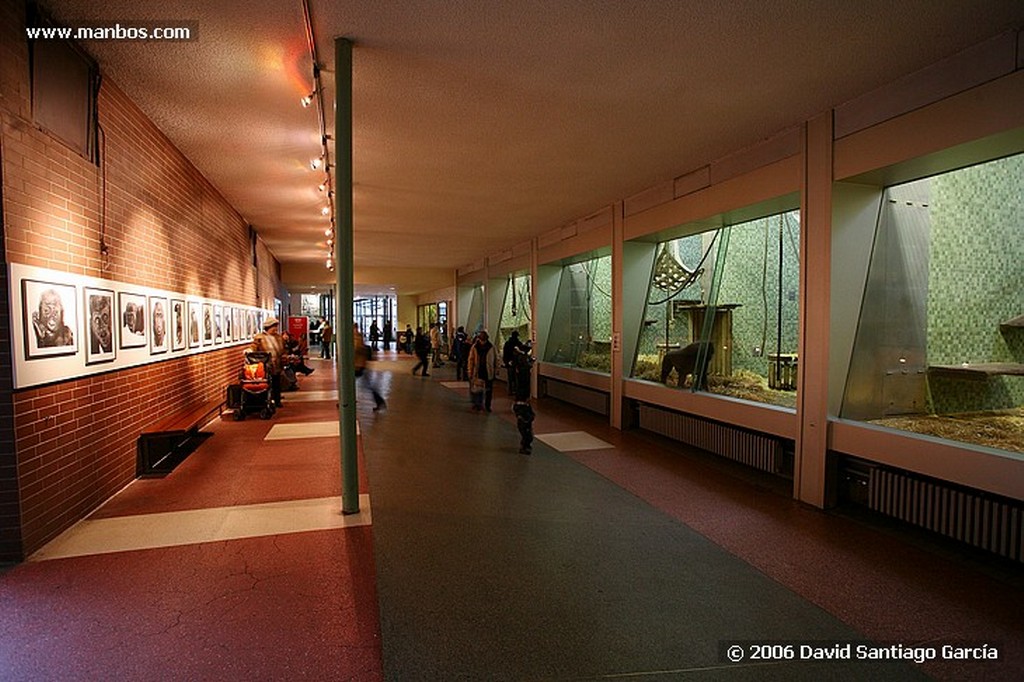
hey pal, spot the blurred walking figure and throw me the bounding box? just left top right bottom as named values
left=412, top=326, right=430, bottom=376
left=354, top=324, right=386, bottom=411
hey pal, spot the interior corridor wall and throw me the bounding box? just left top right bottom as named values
left=0, top=3, right=284, bottom=561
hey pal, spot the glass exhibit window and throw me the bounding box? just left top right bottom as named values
left=841, top=154, right=1023, bottom=455
left=497, top=273, right=531, bottom=354
left=632, top=209, right=801, bottom=408
left=543, top=254, right=612, bottom=373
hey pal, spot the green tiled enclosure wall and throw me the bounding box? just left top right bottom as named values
left=928, top=154, right=1024, bottom=413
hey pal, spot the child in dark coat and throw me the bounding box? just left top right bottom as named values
left=511, top=343, right=535, bottom=454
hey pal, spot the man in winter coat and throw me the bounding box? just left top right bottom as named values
left=467, top=330, right=499, bottom=412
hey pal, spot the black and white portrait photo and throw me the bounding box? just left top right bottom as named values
left=188, top=301, right=201, bottom=348
left=84, top=287, right=115, bottom=365
left=22, top=279, right=78, bottom=359
left=171, top=299, right=186, bottom=351
left=150, top=297, right=168, bottom=355
left=119, top=292, right=147, bottom=349
left=203, top=303, right=213, bottom=344
left=214, top=305, right=223, bottom=344
left=224, top=306, right=233, bottom=342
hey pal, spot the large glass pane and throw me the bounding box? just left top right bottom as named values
left=543, top=254, right=612, bottom=373
left=497, top=273, right=531, bottom=354
left=842, top=154, right=1024, bottom=455
left=632, top=210, right=801, bottom=409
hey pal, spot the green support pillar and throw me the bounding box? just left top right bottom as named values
left=336, top=37, right=358, bottom=514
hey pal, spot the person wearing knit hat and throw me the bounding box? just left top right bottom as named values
left=250, top=316, right=285, bottom=407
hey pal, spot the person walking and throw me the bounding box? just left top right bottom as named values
left=320, top=320, right=333, bottom=359
left=354, top=324, right=386, bottom=410
left=453, top=325, right=469, bottom=381
left=404, top=324, right=414, bottom=354
left=411, top=326, right=430, bottom=376
left=429, top=322, right=444, bottom=368
left=382, top=319, right=392, bottom=352
left=502, top=330, right=525, bottom=395
left=369, top=320, right=380, bottom=351
left=467, top=330, right=499, bottom=412
left=511, top=342, right=536, bottom=454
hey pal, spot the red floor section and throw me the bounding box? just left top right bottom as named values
left=0, top=358, right=383, bottom=681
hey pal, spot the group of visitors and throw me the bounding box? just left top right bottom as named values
left=246, top=314, right=533, bottom=452
left=448, top=326, right=535, bottom=454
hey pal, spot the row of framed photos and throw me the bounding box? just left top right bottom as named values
left=10, top=263, right=274, bottom=390
left=24, top=279, right=266, bottom=365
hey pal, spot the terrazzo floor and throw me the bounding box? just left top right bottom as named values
left=0, top=350, right=1020, bottom=681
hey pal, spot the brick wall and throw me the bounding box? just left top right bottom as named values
left=0, top=0, right=283, bottom=561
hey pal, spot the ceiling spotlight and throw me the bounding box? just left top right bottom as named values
left=310, top=156, right=323, bottom=171
left=321, top=206, right=330, bottom=216
left=325, top=257, right=333, bottom=269
left=318, top=181, right=327, bottom=192
left=326, top=238, right=334, bottom=248
left=324, top=227, right=333, bottom=237
left=300, top=91, right=315, bottom=107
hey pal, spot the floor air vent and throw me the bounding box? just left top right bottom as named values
left=867, top=464, right=1023, bottom=563
left=638, top=404, right=784, bottom=474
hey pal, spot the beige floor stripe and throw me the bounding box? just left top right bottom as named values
left=31, top=495, right=372, bottom=561
left=264, top=420, right=359, bottom=440
left=535, top=431, right=614, bottom=452
left=282, top=389, right=339, bottom=402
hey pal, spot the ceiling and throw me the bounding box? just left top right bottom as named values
left=40, top=1, right=1024, bottom=297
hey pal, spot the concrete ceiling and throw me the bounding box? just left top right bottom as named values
left=40, top=1, right=1024, bottom=296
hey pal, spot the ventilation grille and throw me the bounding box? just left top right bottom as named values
left=868, top=466, right=1023, bottom=562
left=638, top=404, right=782, bottom=474
left=543, top=379, right=609, bottom=415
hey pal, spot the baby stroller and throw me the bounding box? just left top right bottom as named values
left=235, top=351, right=275, bottom=420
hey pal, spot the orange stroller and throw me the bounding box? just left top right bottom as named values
left=235, top=351, right=275, bottom=420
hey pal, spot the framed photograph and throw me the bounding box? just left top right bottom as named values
left=202, top=303, right=213, bottom=345
left=84, top=287, right=115, bottom=365
left=150, top=296, right=169, bottom=355
left=214, top=305, right=223, bottom=344
left=232, top=307, right=241, bottom=342
left=22, top=279, right=78, bottom=359
left=171, top=299, right=186, bottom=351
left=188, top=301, right=201, bottom=348
left=118, top=292, right=147, bottom=349
left=223, top=306, right=233, bottom=343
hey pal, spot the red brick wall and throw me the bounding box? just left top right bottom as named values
left=0, top=1, right=284, bottom=561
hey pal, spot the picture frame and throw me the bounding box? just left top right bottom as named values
left=202, top=303, right=213, bottom=345
left=223, top=305, right=233, bottom=343
left=22, top=279, right=78, bottom=359
left=149, top=296, right=169, bottom=355
left=188, top=301, right=201, bottom=348
left=84, top=287, right=115, bottom=365
left=171, top=299, right=186, bottom=351
left=118, top=292, right=147, bottom=349
left=214, top=304, right=223, bottom=344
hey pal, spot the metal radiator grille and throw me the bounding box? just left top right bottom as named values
left=543, top=379, right=609, bottom=416
left=868, top=466, right=1023, bottom=562
left=638, top=404, right=782, bottom=474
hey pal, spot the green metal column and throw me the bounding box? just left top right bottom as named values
left=336, top=37, right=358, bottom=514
